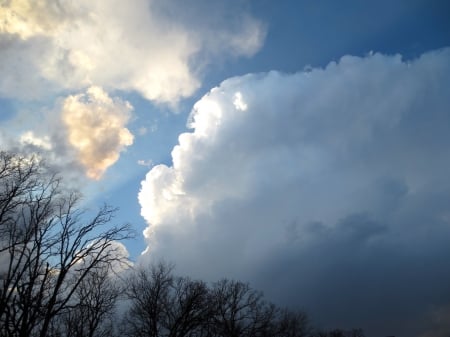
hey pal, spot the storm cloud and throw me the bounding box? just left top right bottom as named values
left=139, top=48, right=450, bottom=336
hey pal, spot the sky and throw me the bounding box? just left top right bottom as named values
left=1, top=0, right=450, bottom=336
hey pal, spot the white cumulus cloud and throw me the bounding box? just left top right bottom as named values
left=138, top=48, right=450, bottom=335
left=0, top=0, right=265, bottom=104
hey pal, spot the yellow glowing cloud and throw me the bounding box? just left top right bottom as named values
left=62, top=86, right=134, bottom=180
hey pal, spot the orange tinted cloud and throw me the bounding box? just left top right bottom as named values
left=62, top=86, right=134, bottom=180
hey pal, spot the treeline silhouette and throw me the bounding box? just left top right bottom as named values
left=119, top=262, right=365, bottom=337
left=0, top=151, right=364, bottom=337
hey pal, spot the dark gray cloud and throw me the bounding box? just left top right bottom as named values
left=139, top=48, right=450, bottom=336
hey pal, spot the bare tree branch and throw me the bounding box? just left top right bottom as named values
left=0, top=151, right=134, bottom=337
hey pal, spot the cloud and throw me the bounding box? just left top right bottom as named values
left=0, top=0, right=67, bottom=39
left=61, top=86, right=134, bottom=180
left=19, top=131, right=52, bottom=150
left=0, top=86, right=134, bottom=182
left=0, top=0, right=266, bottom=186
left=0, top=0, right=265, bottom=104
left=420, top=305, right=450, bottom=337
left=138, top=48, right=450, bottom=336
left=137, top=159, right=153, bottom=168
left=76, top=240, right=133, bottom=275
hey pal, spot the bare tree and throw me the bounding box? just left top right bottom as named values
left=50, top=264, right=122, bottom=337
left=121, top=263, right=313, bottom=337
left=271, top=308, right=310, bottom=337
left=121, top=262, right=174, bottom=337
left=121, top=262, right=212, bottom=337
left=311, top=329, right=365, bottom=337
left=0, top=151, right=133, bottom=337
left=162, top=276, right=211, bottom=337
left=208, top=279, right=277, bottom=337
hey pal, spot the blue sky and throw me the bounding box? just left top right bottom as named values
left=1, top=1, right=450, bottom=336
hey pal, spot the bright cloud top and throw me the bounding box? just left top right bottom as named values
left=139, top=48, right=450, bottom=334
left=0, top=0, right=265, bottom=103
left=62, top=86, right=134, bottom=180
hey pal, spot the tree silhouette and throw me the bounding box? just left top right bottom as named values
left=0, top=151, right=133, bottom=337
left=121, top=263, right=311, bottom=337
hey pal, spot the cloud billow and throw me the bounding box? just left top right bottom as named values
left=62, top=86, right=134, bottom=180
left=139, top=48, right=450, bottom=336
left=0, top=86, right=134, bottom=181
left=0, top=0, right=265, bottom=104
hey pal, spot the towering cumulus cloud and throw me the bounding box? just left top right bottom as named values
left=139, top=48, right=450, bottom=335
left=61, top=87, right=134, bottom=180
left=0, top=0, right=265, bottom=103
